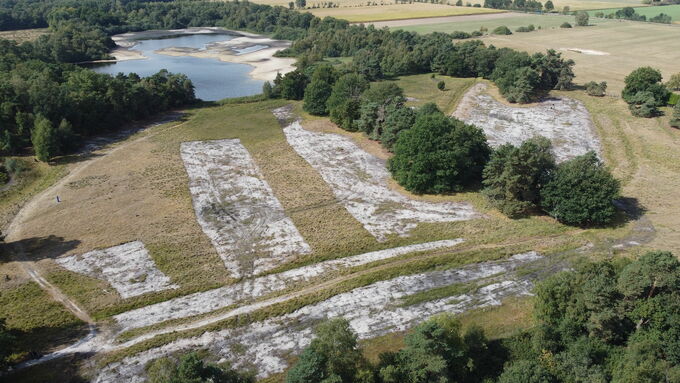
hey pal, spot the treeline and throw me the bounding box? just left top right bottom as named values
left=0, top=39, right=195, bottom=160
left=595, top=7, right=673, bottom=23
left=280, top=250, right=680, bottom=383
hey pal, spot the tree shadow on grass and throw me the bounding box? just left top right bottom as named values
left=0, top=235, right=81, bottom=263
left=2, top=349, right=89, bottom=383
left=51, top=111, right=188, bottom=167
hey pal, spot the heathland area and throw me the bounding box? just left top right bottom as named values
left=2, top=0, right=680, bottom=382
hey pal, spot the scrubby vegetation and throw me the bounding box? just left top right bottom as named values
left=585, top=81, right=607, bottom=97
left=145, top=351, right=255, bottom=383
left=286, top=250, right=680, bottom=383
left=622, top=67, right=670, bottom=117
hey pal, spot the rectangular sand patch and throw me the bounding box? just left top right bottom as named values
left=283, top=121, right=478, bottom=241
left=55, top=241, right=177, bottom=299
left=180, top=139, right=311, bottom=278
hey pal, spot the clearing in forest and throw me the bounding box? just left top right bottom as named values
left=453, top=83, right=601, bottom=162
left=180, top=138, right=311, bottom=278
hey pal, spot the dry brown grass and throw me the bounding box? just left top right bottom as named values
left=481, top=20, right=680, bottom=94
left=0, top=28, right=48, bottom=43
left=305, top=4, right=501, bottom=22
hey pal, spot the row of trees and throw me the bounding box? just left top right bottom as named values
left=282, top=250, right=680, bottom=383
left=596, top=7, right=673, bottom=24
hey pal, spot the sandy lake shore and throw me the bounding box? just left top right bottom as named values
left=102, top=27, right=296, bottom=81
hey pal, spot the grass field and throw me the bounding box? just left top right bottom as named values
left=480, top=19, right=680, bottom=93
left=383, top=12, right=597, bottom=32
left=306, top=4, right=502, bottom=23
left=588, top=3, right=680, bottom=20
left=548, top=0, right=648, bottom=11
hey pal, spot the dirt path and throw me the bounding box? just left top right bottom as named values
left=4, top=113, right=187, bottom=340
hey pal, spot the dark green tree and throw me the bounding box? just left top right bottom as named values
left=482, top=136, right=556, bottom=218
left=437, top=81, right=445, bottom=91
left=262, top=81, right=273, bottom=98
left=286, top=319, right=369, bottom=383
left=540, top=152, right=620, bottom=226
left=388, top=112, right=490, bottom=194
left=544, top=0, right=554, bottom=11
left=327, top=73, right=369, bottom=131
left=621, top=67, right=669, bottom=108
left=575, top=11, right=589, bottom=26
left=497, top=360, right=557, bottom=383
left=381, top=104, right=416, bottom=151
left=32, top=114, right=58, bottom=162
left=280, top=70, right=308, bottom=100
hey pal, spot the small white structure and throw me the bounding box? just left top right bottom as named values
left=56, top=241, right=177, bottom=299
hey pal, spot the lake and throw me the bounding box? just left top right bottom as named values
left=90, top=33, right=265, bottom=101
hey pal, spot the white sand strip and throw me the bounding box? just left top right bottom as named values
left=180, top=139, right=311, bottom=279
left=94, top=252, right=541, bottom=382
left=113, top=239, right=464, bottom=331
left=55, top=241, right=177, bottom=299
left=283, top=120, right=479, bottom=241
left=453, top=83, right=601, bottom=162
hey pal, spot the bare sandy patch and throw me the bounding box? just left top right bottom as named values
left=94, top=252, right=541, bottom=382
left=453, top=83, right=601, bottom=162
left=561, top=47, right=610, bottom=56
left=154, top=33, right=295, bottom=81
left=112, top=239, right=464, bottom=331
left=180, top=139, right=311, bottom=278
left=282, top=120, right=479, bottom=241
left=55, top=241, right=177, bottom=299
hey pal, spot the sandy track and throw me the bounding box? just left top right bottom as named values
left=94, top=252, right=542, bottom=382
left=283, top=120, right=479, bottom=240
left=4, top=113, right=186, bottom=334
left=113, top=239, right=464, bottom=331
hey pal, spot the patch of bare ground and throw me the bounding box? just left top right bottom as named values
left=454, top=83, right=601, bottom=162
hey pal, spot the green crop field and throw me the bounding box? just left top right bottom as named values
left=588, top=3, right=680, bottom=20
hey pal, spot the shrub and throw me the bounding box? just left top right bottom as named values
left=515, top=24, right=535, bottom=32
left=492, top=25, right=512, bottom=35
left=649, top=12, right=671, bottom=24
left=541, top=152, right=620, bottom=226
left=666, top=73, right=680, bottom=91
left=437, top=81, right=445, bottom=91
left=670, top=103, right=680, bottom=128
left=575, top=11, right=589, bottom=26
left=622, top=67, right=670, bottom=115
left=482, top=137, right=556, bottom=218
left=585, top=81, right=607, bottom=97
left=3, top=158, right=24, bottom=174
left=560, top=22, right=572, bottom=28
left=389, top=111, right=490, bottom=194
left=451, top=31, right=471, bottom=39
left=668, top=92, right=680, bottom=106
left=471, top=30, right=483, bottom=37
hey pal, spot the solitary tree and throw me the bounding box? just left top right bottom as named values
left=666, top=73, right=680, bottom=91
left=585, top=81, right=607, bottom=97
left=541, top=152, right=620, bottom=226
left=295, top=0, right=306, bottom=8
left=32, top=115, right=58, bottom=162
left=622, top=67, right=669, bottom=106
left=437, top=81, right=445, bottom=91
left=544, top=0, right=554, bottom=11
left=575, top=11, right=589, bottom=26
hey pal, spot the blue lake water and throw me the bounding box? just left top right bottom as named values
left=90, top=34, right=264, bottom=101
